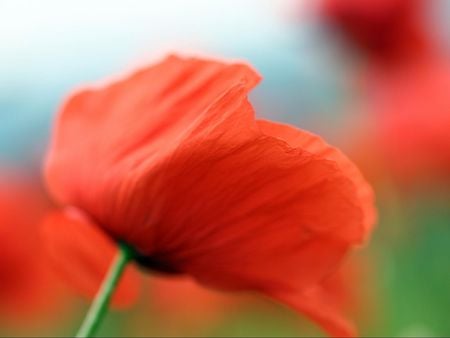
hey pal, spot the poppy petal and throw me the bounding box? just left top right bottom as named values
left=46, top=57, right=262, bottom=250
left=256, top=119, right=376, bottom=242
left=0, top=175, right=67, bottom=321
left=272, top=286, right=357, bottom=337
left=122, top=122, right=374, bottom=335
left=42, top=208, right=140, bottom=308
left=45, top=55, right=260, bottom=208
left=148, top=276, right=232, bottom=330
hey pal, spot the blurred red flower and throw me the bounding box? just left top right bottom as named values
left=43, top=55, right=375, bottom=337
left=0, top=172, right=66, bottom=324
left=321, top=0, right=450, bottom=189
left=367, top=60, right=450, bottom=187
left=320, top=0, right=434, bottom=67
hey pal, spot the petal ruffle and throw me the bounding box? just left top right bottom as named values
left=45, top=55, right=260, bottom=209
left=46, top=56, right=262, bottom=250
left=257, top=119, right=376, bottom=242
left=42, top=209, right=140, bottom=308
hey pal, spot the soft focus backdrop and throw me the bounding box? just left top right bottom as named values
left=1, top=0, right=449, bottom=336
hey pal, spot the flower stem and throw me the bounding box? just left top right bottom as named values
left=76, top=242, right=134, bottom=338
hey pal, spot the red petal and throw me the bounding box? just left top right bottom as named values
left=257, top=119, right=376, bottom=242
left=148, top=276, right=232, bottom=329
left=122, top=122, right=374, bottom=335
left=45, top=55, right=260, bottom=209
left=46, top=56, right=262, bottom=249
left=0, top=175, right=66, bottom=321
left=272, top=286, right=357, bottom=337
left=42, top=209, right=140, bottom=308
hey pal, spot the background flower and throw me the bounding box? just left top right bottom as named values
left=0, top=171, right=70, bottom=334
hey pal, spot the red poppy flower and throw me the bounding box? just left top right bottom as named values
left=43, top=55, right=375, bottom=337
left=320, top=0, right=434, bottom=66
left=366, top=60, right=450, bottom=187
left=0, top=172, right=66, bottom=324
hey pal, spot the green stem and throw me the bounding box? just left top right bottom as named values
left=76, top=242, right=134, bottom=338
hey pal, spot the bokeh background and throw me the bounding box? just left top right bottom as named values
left=1, top=0, right=449, bottom=336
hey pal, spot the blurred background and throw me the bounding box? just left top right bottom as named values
left=0, top=0, right=449, bottom=336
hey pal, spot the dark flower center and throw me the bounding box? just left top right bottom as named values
left=132, top=251, right=181, bottom=275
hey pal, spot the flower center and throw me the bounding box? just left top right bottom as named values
left=133, top=252, right=181, bottom=275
